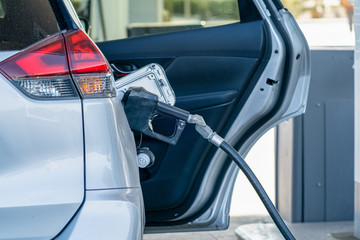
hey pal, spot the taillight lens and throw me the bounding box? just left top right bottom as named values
left=0, top=34, right=77, bottom=98
left=0, top=30, right=116, bottom=99
left=65, top=30, right=116, bottom=98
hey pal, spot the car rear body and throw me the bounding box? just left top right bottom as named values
left=0, top=1, right=143, bottom=239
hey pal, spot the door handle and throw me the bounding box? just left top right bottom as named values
left=111, top=63, right=138, bottom=79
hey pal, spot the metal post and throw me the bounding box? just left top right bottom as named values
left=354, top=0, right=360, bottom=237
left=184, top=0, right=191, bottom=19
left=157, top=0, right=164, bottom=22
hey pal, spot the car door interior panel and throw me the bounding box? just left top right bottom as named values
left=98, top=19, right=269, bottom=224
left=97, top=21, right=265, bottom=59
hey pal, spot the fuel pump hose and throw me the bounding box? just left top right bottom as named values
left=188, top=114, right=296, bottom=240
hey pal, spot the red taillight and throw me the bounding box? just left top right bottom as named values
left=0, top=30, right=116, bottom=99
left=0, top=34, right=76, bottom=98
left=64, top=30, right=116, bottom=98
left=65, top=30, right=108, bottom=74
left=0, top=34, right=68, bottom=79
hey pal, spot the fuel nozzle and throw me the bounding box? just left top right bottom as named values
left=123, top=87, right=224, bottom=146
left=123, top=87, right=189, bottom=145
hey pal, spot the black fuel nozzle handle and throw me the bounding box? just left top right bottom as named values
left=156, top=101, right=190, bottom=121
left=122, top=87, right=189, bottom=145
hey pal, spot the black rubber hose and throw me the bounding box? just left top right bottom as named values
left=219, top=141, right=295, bottom=240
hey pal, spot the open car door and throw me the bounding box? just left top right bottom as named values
left=72, top=0, right=310, bottom=232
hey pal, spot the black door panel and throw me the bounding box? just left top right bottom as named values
left=98, top=19, right=268, bottom=224
left=176, top=90, right=238, bottom=110
left=97, top=21, right=265, bottom=59
left=165, top=56, right=259, bottom=96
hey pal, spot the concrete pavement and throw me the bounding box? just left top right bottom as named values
left=143, top=216, right=356, bottom=240
left=235, top=220, right=355, bottom=240
left=143, top=216, right=273, bottom=240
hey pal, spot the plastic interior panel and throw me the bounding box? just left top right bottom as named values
left=98, top=20, right=266, bottom=223
left=97, top=21, right=265, bottom=60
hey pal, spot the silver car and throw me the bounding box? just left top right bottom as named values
left=0, top=0, right=309, bottom=239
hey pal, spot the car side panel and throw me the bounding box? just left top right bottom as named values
left=0, top=73, right=84, bottom=239
left=82, top=97, right=140, bottom=190
left=56, top=188, right=144, bottom=240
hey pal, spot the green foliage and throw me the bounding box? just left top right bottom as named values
left=0, top=0, right=5, bottom=18
left=71, top=0, right=82, bottom=12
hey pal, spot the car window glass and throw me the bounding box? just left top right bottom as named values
left=0, top=0, right=60, bottom=51
left=71, top=0, right=240, bottom=42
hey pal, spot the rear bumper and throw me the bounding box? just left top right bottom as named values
left=56, top=188, right=144, bottom=240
